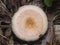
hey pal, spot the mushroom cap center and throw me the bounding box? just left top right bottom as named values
left=25, top=17, right=36, bottom=29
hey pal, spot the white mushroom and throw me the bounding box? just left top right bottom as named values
left=12, top=5, right=48, bottom=41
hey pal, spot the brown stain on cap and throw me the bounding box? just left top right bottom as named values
left=25, top=17, right=36, bottom=29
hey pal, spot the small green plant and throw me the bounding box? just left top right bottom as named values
left=44, top=0, right=53, bottom=7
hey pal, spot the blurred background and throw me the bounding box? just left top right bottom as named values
left=0, top=0, right=60, bottom=45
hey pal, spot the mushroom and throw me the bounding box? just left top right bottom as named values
left=12, top=5, right=48, bottom=41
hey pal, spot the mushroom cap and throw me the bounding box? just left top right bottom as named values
left=12, top=5, right=48, bottom=41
